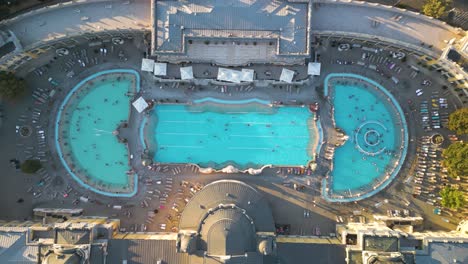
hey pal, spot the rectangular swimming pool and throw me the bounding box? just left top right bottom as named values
left=149, top=103, right=317, bottom=169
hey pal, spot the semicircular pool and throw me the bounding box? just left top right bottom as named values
left=55, top=69, right=139, bottom=197
left=323, top=73, right=408, bottom=202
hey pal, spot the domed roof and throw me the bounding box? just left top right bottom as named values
left=202, top=208, right=256, bottom=255
left=178, top=180, right=276, bottom=256
left=179, top=180, right=275, bottom=233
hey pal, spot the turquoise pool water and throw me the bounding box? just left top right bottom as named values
left=324, top=73, right=407, bottom=199
left=56, top=70, right=138, bottom=195
left=149, top=102, right=317, bottom=169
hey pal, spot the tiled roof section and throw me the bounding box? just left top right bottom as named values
left=155, top=0, right=309, bottom=55
left=363, top=236, right=399, bottom=252
left=55, top=229, right=91, bottom=245
left=402, top=252, right=415, bottom=264
left=203, top=253, right=264, bottom=264
left=107, top=239, right=190, bottom=264
left=0, top=232, right=37, bottom=264
left=179, top=180, right=275, bottom=233
left=415, top=242, right=468, bottom=264
left=276, top=243, right=346, bottom=264
left=90, top=244, right=104, bottom=263
left=7, top=242, right=38, bottom=263
left=0, top=232, right=23, bottom=255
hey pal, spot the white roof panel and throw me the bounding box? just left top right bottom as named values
left=154, top=63, right=167, bottom=76
left=241, top=69, right=254, bottom=82
left=141, top=58, right=155, bottom=72
left=280, top=68, right=295, bottom=83
left=132, top=97, right=149, bottom=113
left=217, top=68, right=242, bottom=83
left=180, top=66, right=194, bottom=80
left=308, top=62, right=321, bottom=76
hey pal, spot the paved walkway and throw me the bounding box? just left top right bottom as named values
left=0, top=0, right=150, bottom=49
left=312, top=0, right=462, bottom=56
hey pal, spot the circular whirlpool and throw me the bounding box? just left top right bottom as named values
left=355, top=121, right=389, bottom=156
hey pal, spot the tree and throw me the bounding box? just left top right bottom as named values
left=442, top=142, right=468, bottom=179
left=422, top=0, right=451, bottom=19
left=439, top=186, right=465, bottom=210
left=431, top=134, right=444, bottom=145
left=0, top=71, right=26, bottom=99
left=448, top=108, right=468, bottom=135
left=20, top=159, right=42, bottom=174
left=0, top=6, right=9, bottom=20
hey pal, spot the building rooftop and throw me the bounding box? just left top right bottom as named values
left=276, top=242, right=346, bottom=264
left=363, top=236, right=399, bottom=252
left=153, top=0, right=311, bottom=64
left=179, top=180, right=275, bottom=233
left=415, top=242, right=468, bottom=264
left=107, top=239, right=190, bottom=264
left=154, top=0, right=309, bottom=55
left=55, top=229, right=90, bottom=245
left=200, top=208, right=256, bottom=255
left=0, top=231, right=37, bottom=263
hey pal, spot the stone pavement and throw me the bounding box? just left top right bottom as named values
left=1, top=0, right=150, bottom=49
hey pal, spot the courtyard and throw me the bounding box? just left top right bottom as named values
left=0, top=34, right=465, bottom=236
